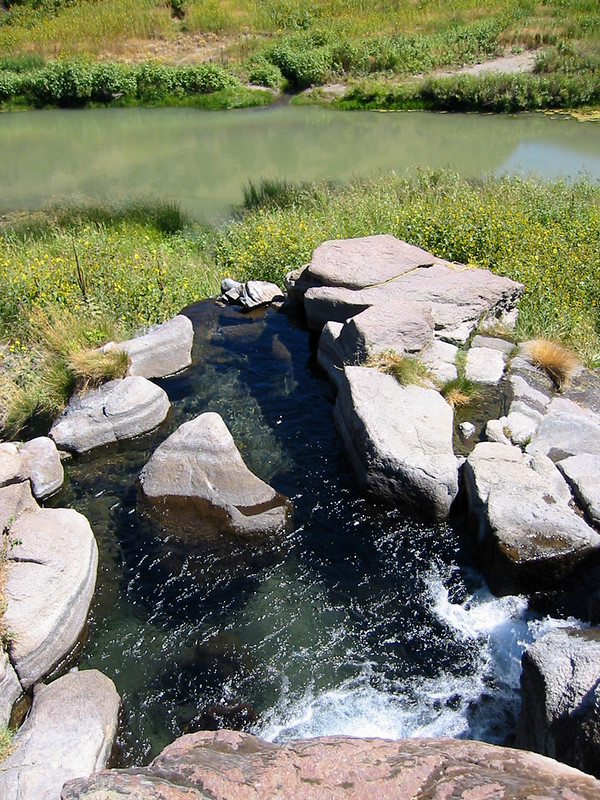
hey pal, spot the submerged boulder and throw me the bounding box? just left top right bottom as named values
left=0, top=669, right=120, bottom=800
left=115, top=314, right=194, bottom=379
left=4, top=506, right=98, bottom=687
left=139, top=412, right=289, bottom=539
left=61, top=730, right=600, bottom=800
left=50, top=376, right=170, bottom=453
left=463, top=442, right=600, bottom=595
left=334, top=366, right=458, bottom=520
left=515, top=627, right=600, bottom=777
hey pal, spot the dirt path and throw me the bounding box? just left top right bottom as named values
left=434, top=51, right=537, bottom=78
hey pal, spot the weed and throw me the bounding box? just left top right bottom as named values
left=366, top=350, right=431, bottom=386
left=439, top=376, right=481, bottom=408
left=0, top=726, right=13, bottom=762
left=521, top=338, right=579, bottom=390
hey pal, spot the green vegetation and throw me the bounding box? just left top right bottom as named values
left=0, top=725, right=13, bottom=761
left=439, top=376, right=481, bottom=408
left=365, top=350, right=432, bottom=386
left=0, top=1, right=599, bottom=111
left=2, top=170, right=600, bottom=434
left=0, top=199, right=222, bottom=434
left=0, top=57, right=272, bottom=109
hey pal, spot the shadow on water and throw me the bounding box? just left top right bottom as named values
left=48, top=300, right=572, bottom=766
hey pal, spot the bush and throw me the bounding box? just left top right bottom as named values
left=248, top=59, right=282, bottom=88
left=269, top=38, right=333, bottom=89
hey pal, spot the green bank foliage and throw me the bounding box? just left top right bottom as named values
left=1, top=1, right=600, bottom=111
left=0, top=200, right=222, bottom=433
left=0, top=57, right=272, bottom=109
left=218, top=171, right=600, bottom=365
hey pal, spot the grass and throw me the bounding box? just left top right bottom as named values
left=365, top=351, right=431, bottom=387
left=521, top=338, right=580, bottom=389
left=217, top=171, right=600, bottom=366
left=439, top=376, right=481, bottom=408
left=0, top=198, right=223, bottom=436
left=2, top=170, right=600, bottom=434
left=0, top=725, right=13, bottom=762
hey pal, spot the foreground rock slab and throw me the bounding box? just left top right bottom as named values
left=4, top=507, right=98, bottom=687
left=463, top=442, right=600, bottom=595
left=334, top=366, right=458, bottom=520
left=515, top=627, right=600, bottom=777
left=116, top=314, right=194, bottom=379
left=61, top=730, right=600, bottom=800
left=50, top=376, right=170, bottom=453
left=0, top=670, right=119, bottom=800
left=139, top=412, right=289, bottom=538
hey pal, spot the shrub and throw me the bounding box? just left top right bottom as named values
left=248, top=59, right=282, bottom=88
left=269, top=38, right=333, bottom=89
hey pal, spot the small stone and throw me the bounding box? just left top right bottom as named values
left=465, top=346, right=506, bottom=384
left=485, top=418, right=511, bottom=445
left=459, top=421, right=476, bottom=439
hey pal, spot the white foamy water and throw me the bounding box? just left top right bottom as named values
left=257, top=567, right=585, bottom=745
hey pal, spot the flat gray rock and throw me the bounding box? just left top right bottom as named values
left=0, top=442, right=26, bottom=487
left=334, top=366, right=458, bottom=520
left=515, top=627, right=600, bottom=776
left=18, top=436, right=63, bottom=499
left=61, top=729, right=600, bottom=800
left=465, top=346, right=506, bottom=384
left=50, top=376, right=170, bottom=453
left=0, top=669, right=119, bottom=800
left=139, top=412, right=289, bottom=538
left=303, top=242, right=523, bottom=343
left=527, top=397, right=600, bottom=461
left=307, top=234, right=438, bottom=289
left=4, top=508, right=98, bottom=687
left=338, top=300, right=434, bottom=360
left=558, top=454, right=600, bottom=526
left=117, top=314, right=194, bottom=379
left=470, top=335, right=514, bottom=354
left=463, top=442, right=600, bottom=594
left=419, top=339, right=458, bottom=382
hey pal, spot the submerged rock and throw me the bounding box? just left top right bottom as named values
left=4, top=506, right=98, bottom=687
left=334, top=366, right=458, bottom=520
left=61, top=730, right=600, bottom=800
left=515, top=627, right=600, bottom=777
left=0, top=670, right=119, bottom=800
left=139, top=412, right=289, bottom=539
left=463, top=442, right=600, bottom=595
left=50, top=376, right=170, bottom=453
left=115, top=314, right=194, bottom=379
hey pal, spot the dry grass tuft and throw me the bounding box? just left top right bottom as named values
left=366, top=350, right=432, bottom=386
left=522, top=338, right=579, bottom=390
left=68, top=347, right=130, bottom=392
left=439, top=376, right=481, bottom=408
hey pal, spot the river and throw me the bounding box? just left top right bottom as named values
left=3, top=105, right=593, bottom=767
left=1, top=106, right=600, bottom=221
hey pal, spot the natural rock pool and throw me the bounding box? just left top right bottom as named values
left=48, top=300, right=578, bottom=766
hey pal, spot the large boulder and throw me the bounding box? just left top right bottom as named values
left=515, top=627, right=600, bottom=777
left=0, top=670, right=120, bottom=800
left=115, top=314, right=194, bottom=379
left=139, top=412, right=289, bottom=539
left=50, top=376, right=170, bottom=453
left=61, top=730, right=600, bottom=800
left=463, top=442, right=600, bottom=595
left=334, top=366, right=458, bottom=520
left=297, top=236, right=523, bottom=344
left=3, top=507, right=98, bottom=687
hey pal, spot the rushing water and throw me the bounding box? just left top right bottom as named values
left=1, top=106, right=600, bottom=221
left=48, top=301, right=581, bottom=766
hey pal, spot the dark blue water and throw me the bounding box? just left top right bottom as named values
left=52, top=301, right=571, bottom=766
